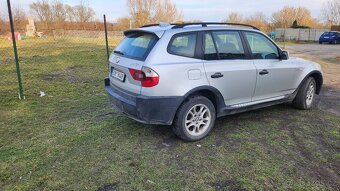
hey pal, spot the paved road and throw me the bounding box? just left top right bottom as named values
left=285, top=43, right=340, bottom=60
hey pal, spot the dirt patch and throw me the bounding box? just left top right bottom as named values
left=318, top=86, right=340, bottom=116
left=41, top=71, right=66, bottom=81
left=95, top=112, right=119, bottom=120
left=212, top=179, right=247, bottom=191
left=96, top=182, right=119, bottom=191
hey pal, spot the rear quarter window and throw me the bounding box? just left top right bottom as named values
left=168, top=32, right=197, bottom=58
left=114, top=32, right=158, bottom=61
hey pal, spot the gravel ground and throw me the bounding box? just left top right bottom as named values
left=284, top=43, right=340, bottom=59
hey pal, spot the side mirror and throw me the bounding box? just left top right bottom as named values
left=281, top=51, right=289, bottom=60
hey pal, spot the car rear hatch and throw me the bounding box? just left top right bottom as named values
left=109, top=30, right=159, bottom=95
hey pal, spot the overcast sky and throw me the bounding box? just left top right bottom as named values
left=7, top=0, right=328, bottom=22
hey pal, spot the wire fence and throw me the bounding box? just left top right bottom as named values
left=0, top=1, right=124, bottom=99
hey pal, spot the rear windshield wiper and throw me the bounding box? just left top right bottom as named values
left=113, top=50, right=124, bottom=55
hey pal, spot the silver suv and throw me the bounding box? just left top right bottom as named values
left=105, top=22, right=323, bottom=141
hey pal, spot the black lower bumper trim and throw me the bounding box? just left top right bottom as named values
left=105, top=78, right=183, bottom=125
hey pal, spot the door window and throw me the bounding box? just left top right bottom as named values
left=204, top=33, right=218, bottom=60
left=168, top=33, right=197, bottom=58
left=244, top=32, right=279, bottom=59
left=211, top=31, right=246, bottom=60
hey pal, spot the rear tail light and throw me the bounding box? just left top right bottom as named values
left=129, top=66, right=159, bottom=87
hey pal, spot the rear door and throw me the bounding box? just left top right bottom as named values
left=243, top=31, right=300, bottom=101
left=203, top=30, right=257, bottom=106
left=109, top=31, right=158, bottom=94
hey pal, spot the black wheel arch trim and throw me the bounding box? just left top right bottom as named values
left=295, top=70, right=323, bottom=95
left=181, top=85, right=226, bottom=114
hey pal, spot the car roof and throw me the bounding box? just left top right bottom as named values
left=125, top=24, right=261, bottom=38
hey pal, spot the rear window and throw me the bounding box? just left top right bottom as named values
left=114, top=32, right=158, bottom=61
left=323, top=32, right=336, bottom=36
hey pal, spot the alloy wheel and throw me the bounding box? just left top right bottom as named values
left=185, top=104, right=211, bottom=136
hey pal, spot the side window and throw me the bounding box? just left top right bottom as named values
left=211, top=31, right=246, bottom=60
left=169, top=33, right=197, bottom=57
left=244, top=32, right=279, bottom=59
left=204, top=33, right=218, bottom=60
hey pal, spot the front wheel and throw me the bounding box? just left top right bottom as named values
left=293, top=77, right=316, bottom=109
left=172, top=96, right=216, bottom=141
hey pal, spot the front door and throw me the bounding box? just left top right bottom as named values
left=243, top=31, right=300, bottom=101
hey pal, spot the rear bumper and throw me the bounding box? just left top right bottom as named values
left=105, top=77, right=183, bottom=125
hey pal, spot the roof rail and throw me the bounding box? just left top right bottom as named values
left=171, top=22, right=260, bottom=30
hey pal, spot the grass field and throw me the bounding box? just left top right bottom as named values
left=1, top=38, right=339, bottom=190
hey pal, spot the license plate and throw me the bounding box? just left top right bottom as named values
left=324, top=37, right=329, bottom=38
left=111, top=68, right=125, bottom=82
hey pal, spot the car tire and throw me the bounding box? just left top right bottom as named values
left=319, top=41, right=322, bottom=44
left=293, top=77, right=316, bottom=110
left=172, top=96, right=216, bottom=141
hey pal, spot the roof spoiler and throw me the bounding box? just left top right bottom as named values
left=123, top=29, right=164, bottom=38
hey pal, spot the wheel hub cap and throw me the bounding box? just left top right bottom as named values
left=185, top=104, right=211, bottom=136
left=306, top=82, right=315, bottom=106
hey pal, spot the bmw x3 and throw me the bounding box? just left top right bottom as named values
left=105, top=22, right=323, bottom=141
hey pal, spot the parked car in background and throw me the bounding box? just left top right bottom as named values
left=105, top=22, right=323, bottom=141
left=319, top=31, right=340, bottom=44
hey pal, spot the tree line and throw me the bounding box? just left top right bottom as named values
left=0, top=0, right=98, bottom=31
left=115, top=0, right=340, bottom=32
left=0, top=0, right=339, bottom=32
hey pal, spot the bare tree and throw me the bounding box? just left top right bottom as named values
left=154, top=0, right=183, bottom=23
left=115, top=17, right=131, bottom=30
left=271, top=6, right=318, bottom=28
left=128, top=0, right=157, bottom=26
left=0, top=0, right=8, bottom=22
left=127, top=0, right=182, bottom=27
left=225, top=12, right=243, bottom=23
left=12, top=5, right=27, bottom=28
left=52, top=0, right=67, bottom=24
left=65, top=4, right=75, bottom=22
left=245, top=12, right=269, bottom=32
left=73, top=0, right=95, bottom=23
left=322, top=0, right=340, bottom=25
left=30, top=0, right=53, bottom=28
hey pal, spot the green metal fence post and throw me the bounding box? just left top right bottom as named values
left=103, top=14, right=110, bottom=63
left=7, top=0, right=24, bottom=99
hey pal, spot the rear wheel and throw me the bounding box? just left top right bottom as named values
left=319, top=41, right=322, bottom=44
left=293, top=77, right=316, bottom=109
left=172, top=96, right=216, bottom=141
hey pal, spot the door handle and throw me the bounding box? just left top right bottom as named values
left=259, top=69, right=269, bottom=75
left=211, top=72, right=224, bottom=78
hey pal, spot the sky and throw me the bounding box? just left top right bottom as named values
left=7, top=0, right=328, bottom=22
